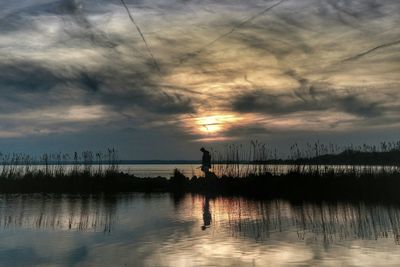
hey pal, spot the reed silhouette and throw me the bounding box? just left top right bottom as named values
left=0, top=141, right=400, bottom=203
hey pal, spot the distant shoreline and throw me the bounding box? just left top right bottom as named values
left=2, top=147, right=400, bottom=166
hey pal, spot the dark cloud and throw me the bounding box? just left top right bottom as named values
left=232, top=86, right=384, bottom=118
left=326, top=0, right=385, bottom=20
left=343, top=39, right=400, bottom=62
left=57, top=0, right=118, bottom=48
left=0, top=0, right=399, bottom=158
left=179, top=0, right=285, bottom=64
left=0, top=61, right=59, bottom=93
left=234, top=69, right=377, bottom=118
left=224, top=125, right=270, bottom=137
left=0, top=58, right=194, bottom=116
left=0, top=0, right=117, bottom=48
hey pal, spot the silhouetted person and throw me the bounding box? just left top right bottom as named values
left=201, top=196, right=211, bottom=230
left=200, top=147, right=211, bottom=176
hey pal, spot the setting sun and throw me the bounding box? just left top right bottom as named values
left=196, top=114, right=240, bottom=134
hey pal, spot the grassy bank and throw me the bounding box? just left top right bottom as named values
left=1, top=144, right=400, bottom=203
left=1, top=168, right=400, bottom=203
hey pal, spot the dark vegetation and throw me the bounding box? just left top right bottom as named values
left=0, top=141, right=400, bottom=203
left=278, top=140, right=400, bottom=166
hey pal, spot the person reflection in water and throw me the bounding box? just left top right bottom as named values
left=202, top=196, right=211, bottom=231
left=200, top=147, right=211, bottom=176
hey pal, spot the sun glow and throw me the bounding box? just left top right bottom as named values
left=196, top=114, right=240, bottom=134
left=180, top=112, right=259, bottom=142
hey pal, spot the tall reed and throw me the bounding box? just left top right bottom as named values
left=0, top=148, right=119, bottom=179
left=208, top=140, right=400, bottom=178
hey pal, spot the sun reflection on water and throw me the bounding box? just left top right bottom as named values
left=3, top=194, right=400, bottom=266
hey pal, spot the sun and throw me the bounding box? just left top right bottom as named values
left=180, top=112, right=248, bottom=141
left=196, top=114, right=239, bottom=134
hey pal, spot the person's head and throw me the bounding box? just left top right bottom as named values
left=200, top=147, right=205, bottom=152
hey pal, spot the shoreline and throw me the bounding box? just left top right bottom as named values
left=1, top=170, right=400, bottom=203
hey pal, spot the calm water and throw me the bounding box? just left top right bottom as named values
left=1, top=194, right=400, bottom=266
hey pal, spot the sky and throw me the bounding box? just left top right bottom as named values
left=0, top=0, right=399, bottom=159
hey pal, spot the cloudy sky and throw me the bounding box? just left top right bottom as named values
left=0, top=0, right=399, bottom=159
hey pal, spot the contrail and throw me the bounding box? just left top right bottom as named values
left=180, top=0, right=285, bottom=64
left=343, top=39, right=400, bottom=62
left=119, top=0, right=160, bottom=72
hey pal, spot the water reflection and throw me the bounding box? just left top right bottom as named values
left=0, top=194, right=116, bottom=232
left=1, top=194, right=400, bottom=245
left=201, top=196, right=211, bottom=231
left=195, top=197, right=400, bottom=244
left=2, top=194, right=400, bottom=266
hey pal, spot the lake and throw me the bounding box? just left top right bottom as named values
left=1, top=193, right=400, bottom=266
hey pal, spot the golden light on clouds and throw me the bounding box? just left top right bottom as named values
left=1, top=0, right=400, bottom=154
left=180, top=113, right=246, bottom=142
left=179, top=109, right=364, bottom=143
left=196, top=114, right=239, bottom=134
